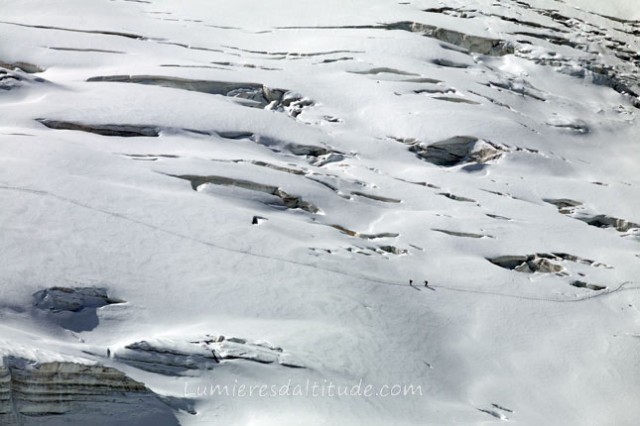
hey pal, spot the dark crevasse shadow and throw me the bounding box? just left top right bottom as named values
left=32, top=287, right=125, bottom=332
left=37, top=308, right=101, bottom=332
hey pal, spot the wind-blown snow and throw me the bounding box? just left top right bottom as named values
left=1, top=0, right=639, bottom=425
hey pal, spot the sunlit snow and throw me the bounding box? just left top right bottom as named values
left=1, top=0, right=639, bottom=424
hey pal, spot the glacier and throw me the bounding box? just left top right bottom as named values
left=0, top=0, right=639, bottom=424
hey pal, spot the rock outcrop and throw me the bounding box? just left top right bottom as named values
left=488, top=252, right=612, bottom=275
left=33, top=287, right=124, bottom=313
left=432, top=229, right=490, bottom=239
left=570, top=281, right=607, bottom=291
left=114, top=334, right=304, bottom=375
left=0, top=357, right=179, bottom=425
left=576, top=214, right=640, bottom=233
left=170, top=174, right=321, bottom=213
left=543, top=198, right=583, bottom=214
left=408, top=136, right=506, bottom=167
left=86, top=75, right=312, bottom=116
left=0, top=68, right=22, bottom=91
left=385, top=21, right=514, bottom=56
left=488, top=254, right=565, bottom=274
left=544, top=199, right=640, bottom=233
left=0, top=61, right=44, bottom=74
left=32, top=287, right=125, bottom=332
left=0, top=65, right=45, bottom=91
left=36, top=119, right=160, bottom=137
left=87, top=75, right=284, bottom=106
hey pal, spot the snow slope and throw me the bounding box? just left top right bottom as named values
left=1, top=0, right=639, bottom=424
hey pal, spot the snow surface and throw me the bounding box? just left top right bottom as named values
left=1, top=0, right=639, bottom=424
left=560, top=0, right=640, bottom=20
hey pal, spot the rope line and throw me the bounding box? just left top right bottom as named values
left=1, top=184, right=636, bottom=304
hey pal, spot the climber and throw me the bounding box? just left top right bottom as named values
left=252, top=215, right=268, bottom=225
